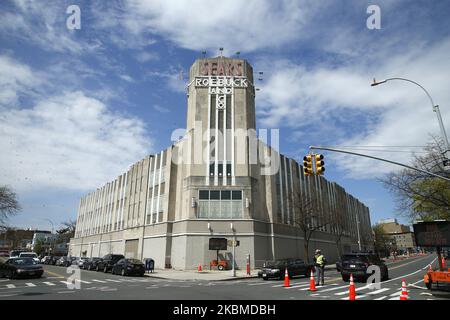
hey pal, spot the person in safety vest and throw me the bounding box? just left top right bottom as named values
left=313, top=249, right=326, bottom=286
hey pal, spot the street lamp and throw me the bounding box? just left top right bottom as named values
left=371, top=77, right=450, bottom=167
left=230, top=223, right=236, bottom=277
left=43, top=219, right=54, bottom=256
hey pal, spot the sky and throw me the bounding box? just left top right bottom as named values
left=1, top=0, right=449, bottom=231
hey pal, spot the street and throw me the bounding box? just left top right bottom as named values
left=0, top=254, right=448, bottom=300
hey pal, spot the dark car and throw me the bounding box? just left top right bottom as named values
left=0, top=257, right=44, bottom=279
left=260, top=258, right=314, bottom=280
left=83, top=257, right=102, bottom=270
left=96, top=254, right=125, bottom=273
left=340, top=253, right=388, bottom=282
left=111, top=258, right=145, bottom=276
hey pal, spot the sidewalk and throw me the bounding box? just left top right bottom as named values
left=143, top=268, right=259, bottom=281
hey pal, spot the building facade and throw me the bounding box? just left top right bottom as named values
left=378, top=218, right=416, bottom=253
left=69, top=57, right=373, bottom=269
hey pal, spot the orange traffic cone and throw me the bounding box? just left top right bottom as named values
left=198, top=264, right=202, bottom=272
left=308, top=269, right=317, bottom=291
left=284, top=268, right=290, bottom=287
left=400, top=279, right=408, bottom=300
left=348, top=274, right=356, bottom=300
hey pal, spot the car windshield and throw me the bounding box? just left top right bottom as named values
left=127, top=259, right=142, bottom=264
left=20, top=253, right=36, bottom=258
left=265, top=260, right=289, bottom=268
left=10, top=258, right=37, bottom=265
left=342, top=255, right=369, bottom=263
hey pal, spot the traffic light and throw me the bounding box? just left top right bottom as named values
left=315, top=154, right=325, bottom=175
left=303, top=154, right=314, bottom=176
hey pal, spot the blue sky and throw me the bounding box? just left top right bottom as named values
left=1, top=0, right=449, bottom=231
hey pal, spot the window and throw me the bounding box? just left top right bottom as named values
left=197, top=190, right=243, bottom=219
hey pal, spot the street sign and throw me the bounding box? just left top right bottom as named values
left=209, top=238, right=227, bottom=250
left=413, top=221, right=450, bottom=247
left=227, top=240, right=240, bottom=247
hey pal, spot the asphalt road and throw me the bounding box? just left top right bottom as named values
left=0, top=254, right=448, bottom=300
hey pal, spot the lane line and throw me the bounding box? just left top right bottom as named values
left=43, top=282, right=56, bottom=286
left=374, top=295, right=387, bottom=300
left=6, top=284, right=15, bottom=289
left=25, top=283, right=36, bottom=287
left=105, top=279, right=121, bottom=283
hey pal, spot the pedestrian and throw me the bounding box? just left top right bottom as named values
left=145, top=258, right=154, bottom=273
left=313, top=249, right=326, bottom=286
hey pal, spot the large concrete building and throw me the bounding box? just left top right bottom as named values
left=69, top=57, right=373, bottom=269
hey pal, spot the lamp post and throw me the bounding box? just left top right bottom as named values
left=43, top=219, right=54, bottom=256
left=371, top=77, right=450, bottom=167
left=230, top=223, right=236, bottom=277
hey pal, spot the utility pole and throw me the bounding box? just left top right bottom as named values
left=309, top=146, right=450, bottom=182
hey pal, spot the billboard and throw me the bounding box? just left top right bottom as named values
left=209, top=238, right=227, bottom=251
left=413, top=221, right=450, bottom=247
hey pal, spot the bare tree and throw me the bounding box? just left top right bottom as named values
left=0, top=186, right=21, bottom=225
left=291, top=189, right=332, bottom=263
left=380, top=136, right=450, bottom=222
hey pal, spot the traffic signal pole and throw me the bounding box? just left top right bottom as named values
left=308, top=146, right=450, bottom=182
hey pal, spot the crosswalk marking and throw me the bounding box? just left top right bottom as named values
left=249, top=282, right=271, bottom=286
left=366, top=288, right=390, bottom=295
left=341, top=294, right=367, bottom=300
left=374, top=296, right=387, bottom=300
left=335, top=285, right=369, bottom=295
left=43, top=282, right=56, bottom=286
left=299, top=283, right=337, bottom=291
left=389, top=291, right=401, bottom=297
left=285, top=283, right=311, bottom=289
left=91, top=279, right=107, bottom=283
left=6, top=284, right=15, bottom=289
left=105, top=279, right=121, bottom=283
left=75, top=280, right=92, bottom=284
left=25, top=283, right=36, bottom=287
left=59, top=281, right=71, bottom=285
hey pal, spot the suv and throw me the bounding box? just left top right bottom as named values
left=19, top=252, right=40, bottom=263
left=260, top=258, right=314, bottom=280
left=96, top=254, right=125, bottom=273
left=340, top=253, right=388, bottom=282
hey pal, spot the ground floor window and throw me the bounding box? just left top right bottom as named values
left=198, top=190, right=243, bottom=219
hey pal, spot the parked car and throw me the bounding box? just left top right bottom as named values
left=340, top=253, right=389, bottom=282
left=0, top=257, right=44, bottom=279
left=19, top=252, right=40, bottom=263
left=72, top=257, right=90, bottom=268
left=260, top=258, right=314, bottom=280
left=96, top=254, right=125, bottom=273
left=41, top=256, right=52, bottom=264
left=83, top=257, right=102, bottom=270
left=56, top=256, right=74, bottom=267
left=9, top=250, right=27, bottom=258
left=111, top=258, right=145, bottom=276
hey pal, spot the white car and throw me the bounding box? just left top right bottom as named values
left=19, top=252, right=41, bottom=263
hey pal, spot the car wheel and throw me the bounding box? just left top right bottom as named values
left=121, top=269, right=126, bottom=276
left=382, top=271, right=389, bottom=281
left=8, top=271, right=15, bottom=279
left=103, top=266, right=108, bottom=273
left=218, top=265, right=224, bottom=271
left=96, top=266, right=100, bottom=272
left=342, top=275, right=349, bottom=282
left=263, top=277, right=268, bottom=281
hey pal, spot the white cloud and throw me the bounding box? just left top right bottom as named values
left=153, top=104, right=170, bottom=113
left=110, top=0, right=322, bottom=52
left=119, top=74, right=134, bottom=83
left=0, top=55, right=40, bottom=106
left=0, top=91, right=152, bottom=192
left=135, top=51, right=159, bottom=63
left=256, top=38, right=450, bottom=178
